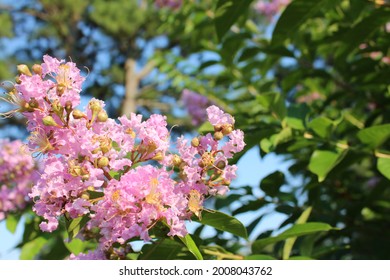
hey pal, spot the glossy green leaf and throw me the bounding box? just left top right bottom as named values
left=377, top=157, right=390, bottom=181
left=286, top=103, right=309, bottom=130
left=20, top=237, right=48, bottom=260
left=308, top=149, right=347, bottom=182
left=358, top=124, right=390, bottom=148
left=193, top=210, right=248, bottom=239
left=64, top=238, right=85, bottom=255
left=283, top=207, right=312, bottom=260
left=139, top=238, right=191, bottom=260
left=214, top=0, right=254, bottom=41
left=198, top=122, right=214, bottom=134
left=252, top=222, right=335, bottom=253
left=260, top=171, right=285, bottom=197
left=66, top=215, right=89, bottom=241
left=308, top=117, right=334, bottom=138
left=6, top=214, right=20, bottom=234
left=244, top=254, right=276, bottom=260
left=178, top=234, right=203, bottom=260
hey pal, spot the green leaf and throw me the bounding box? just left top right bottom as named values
left=260, top=171, right=285, bottom=197
left=178, top=234, right=203, bottom=260
left=65, top=215, right=90, bottom=241
left=140, top=238, right=191, bottom=260
left=64, top=238, right=85, bottom=255
left=252, top=222, right=335, bottom=253
left=272, top=0, right=337, bottom=44
left=198, top=122, right=214, bottom=134
left=357, top=124, right=390, bottom=148
left=308, top=117, right=334, bottom=138
left=193, top=210, right=248, bottom=239
left=244, top=254, right=276, bottom=260
left=286, top=103, right=309, bottom=130
left=308, top=149, right=347, bottom=182
left=20, top=237, right=48, bottom=260
left=283, top=207, right=312, bottom=260
left=377, top=157, right=390, bottom=181
left=6, top=214, right=20, bottom=234
left=214, top=0, right=254, bottom=41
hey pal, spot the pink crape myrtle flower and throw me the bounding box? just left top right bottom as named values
left=0, top=139, right=39, bottom=219
left=0, top=55, right=246, bottom=259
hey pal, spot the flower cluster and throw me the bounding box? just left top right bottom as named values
left=0, top=139, right=39, bottom=220
left=254, top=0, right=290, bottom=21
left=181, top=89, right=214, bottom=126
left=0, top=55, right=245, bottom=259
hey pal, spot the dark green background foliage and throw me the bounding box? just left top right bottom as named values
left=1, top=0, right=390, bottom=259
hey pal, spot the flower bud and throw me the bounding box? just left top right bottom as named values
left=172, top=154, right=182, bottom=167
left=42, top=115, right=59, bottom=127
left=213, top=131, right=224, bottom=140
left=72, top=109, right=85, bottom=119
left=52, top=100, right=64, bottom=118
left=15, top=76, right=22, bottom=84
left=214, top=124, right=222, bottom=132
left=99, top=137, right=112, bottom=154
left=97, top=109, right=108, bottom=122
left=152, top=152, right=164, bottom=161
left=28, top=98, right=39, bottom=109
left=87, top=186, right=95, bottom=192
left=125, top=128, right=136, bottom=138
left=222, top=124, right=233, bottom=135
left=89, top=100, right=102, bottom=114
left=17, top=64, right=32, bottom=76
left=65, top=101, right=73, bottom=115
left=97, top=156, right=109, bottom=168
left=191, top=137, right=200, bottom=147
left=32, top=64, right=42, bottom=76
left=216, top=160, right=226, bottom=169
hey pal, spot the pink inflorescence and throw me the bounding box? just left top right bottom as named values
left=0, top=55, right=245, bottom=259
left=0, top=139, right=39, bottom=220
left=181, top=89, right=214, bottom=126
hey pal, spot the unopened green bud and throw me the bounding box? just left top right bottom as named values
left=97, top=156, right=109, bottom=168
left=52, top=101, right=64, bottom=118
left=32, top=64, right=42, bottom=76
left=42, top=115, right=59, bottom=127
left=191, top=137, right=200, bottom=147
left=97, top=110, right=108, bottom=122
left=213, top=131, right=224, bottom=141
left=56, top=84, right=66, bottom=95
left=72, top=109, right=85, bottom=119
left=17, top=64, right=32, bottom=76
